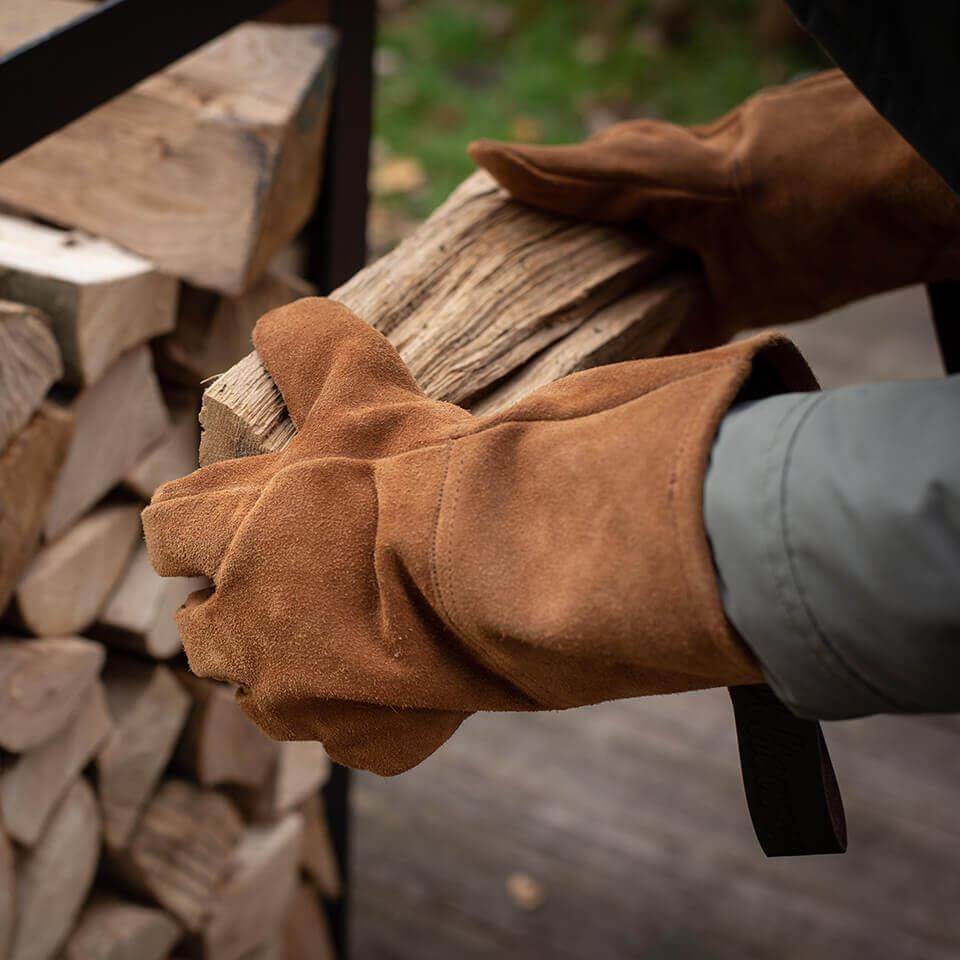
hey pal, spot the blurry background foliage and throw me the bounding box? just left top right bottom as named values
left=369, top=0, right=828, bottom=254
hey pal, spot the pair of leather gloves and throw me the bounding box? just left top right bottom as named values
left=143, top=71, right=960, bottom=775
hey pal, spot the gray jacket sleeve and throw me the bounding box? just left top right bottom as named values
left=704, top=375, right=960, bottom=720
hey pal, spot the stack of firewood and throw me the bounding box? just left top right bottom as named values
left=0, top=3, right=341, bottom=958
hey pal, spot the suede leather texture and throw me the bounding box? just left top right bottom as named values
left=143, top=298, right=817, bottom=775
left=469, top=69, right=960, bottom=337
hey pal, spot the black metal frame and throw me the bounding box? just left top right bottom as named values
left=0, top=1, right=376, bottom=954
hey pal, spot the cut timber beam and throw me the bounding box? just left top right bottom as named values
left=0, top=301, right=61, bottom=453
left=0, top=681, right=111, bottom=846
left=97, top=658, right=192, bottom=851
left=65, top=894, right=182, bottom=960
left=9, top=778, right=101, bottom=960
left=199, top=171, right=703, bottom=464
left=0, top=637, right=104, bottom=752
left=0, top=404, right=72, bottom=610
left=12, top=504, right=142, bottom=636
left=0, top=3, right=337, bottom=294
left=0, top=214, right=176, bottom=386
left=44, top=345, right=169, bottom=540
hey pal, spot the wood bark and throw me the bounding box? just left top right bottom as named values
left=9, top=778, right=101, bottom=960
left=64, top=894, right=182, bottom=960
left=174, top=674, right=279, bottom=791
left=107, top=780, right=244, bottom=933
left=199, top=171, right=704, bottom=464
left=0, top=681, right=111, bottom=846
left=0, top=214, right=176, bottom=386
left=12, top=504, right=142, bottom=637
left=0, top=301, right=61, bottom=453
left=95, top=544, right=207, bottom=660
left=0, top=637, right=104, bottom=752
left=228, top=742, right=330, bottom=822
left=0, top=3, right=337, bottom=294
left=44, top=345, right=169, bottom=540
left=0, top=405, right=72, bottom=610
left=97, top=658, right=192, bottom=851
left=123, top=410, right=199, bottom=501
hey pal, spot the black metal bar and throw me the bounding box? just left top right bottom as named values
left=926, top=282, right=960, bottom=375
left=0, top=0, right=288, bottom=164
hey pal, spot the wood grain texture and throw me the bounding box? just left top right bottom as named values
left=97, top=658, right=192, bottom=851
left=44, top=345, right=169, bottom=540
left=107, top=780, right=244, bottom=932
left=0, top=214, right=176, bottom=386
left=199, top=171, right=700, bottom=464
left=0, top=404, right=72, bottom=610
left=0, top=2, right=337, bottom=294
left=0, top=636, right=104, bottom=752
left=9, top=778, right=101, bottom=960
left=0, top=681, right=111, bottom=846
left=0, top=302, right=61, bottom=453
left=64, top=894, right=182, bottom=960
left=13, top=504, right=142, bottom=636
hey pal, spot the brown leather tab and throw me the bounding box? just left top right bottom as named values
left=729, top=684, right=846, bottom=857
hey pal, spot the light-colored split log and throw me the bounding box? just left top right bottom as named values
left=123, top=410, right=199, bottom=501
left=0, top=214, right=176, bottom=386
left=199, top=170, right=688, bottom=464
left=96, top=544, right=206, bottom=660
left=175, top=674, right=279, bottom=790
left=65, top=894, right=182, bottom=960
left=107, top=780, right=244, bottom=932
left=297, top=793, right=340, bottom=899
left=0, top=3, right=337, bottom=294
left=12, top=504, right=142, bottom=636
left=0, top=636, right=104, bottom=752
left=9, top=778, right=101, bottom=960
left=0, top=681, right=111, bottom=846
left=229, top=742, right=330, bottom=822
left=44, top=345, right=169, bottom=540
left=282, top=883, right=336, bottom=960
left=195, top=813, right=304, bottom=960
left=0, top=405, right=72, bottom=610
left=0, top=827, right=14, bottom=960
left=97, top=658, right=192, bottom=851
left=0, top=301, right=61, bottom=453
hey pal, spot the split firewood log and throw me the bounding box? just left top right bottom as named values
left=0, top=826, right=14, bottom=960
left=123, top=410, right=199, bottom=501
left=96, top=658, right=192, bottom=851
left=0, top=405, right=72, bottom=610
left=64, top=894, right=182, bottom=960
left=199, top=170, right=706, bottom=464
left=11, top=504, right=141, bottom=636
left=0, top=301, right=61, bottom=452
left=0, top=214, right=176, bottom=386
left=107, top=780, right=244, bottom=933
left=0, top=680, right=111, bottom=846
left=297, top=793, right=340, bottom=899
left=9, top=778, right=101, bottom=960
left=228, top=742, right=330, bottom=822
left=0, top=636, right=104, bottom=752
left=281, top=883, right=335, bottom=960
left=44, top=344, right=169, bottom=540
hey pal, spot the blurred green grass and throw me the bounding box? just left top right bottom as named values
left=372, top=0, right=827, bottom=229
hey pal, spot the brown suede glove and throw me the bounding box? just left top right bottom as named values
left=143, top=298, right=817, bottom=775
left=469, top=69, right=960, bottom=337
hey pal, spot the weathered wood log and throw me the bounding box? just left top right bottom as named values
left=9, top=778, right=101, bottom=960
left=0, top=827, right=14, bottom=960
left=193, top=813, right=304, bottom=960
left=0, top=301, right=61, bottom=453
left=0, top=214, right=176, bottom=386
left=199, top=170, right=704, bottom=464
left=96, top=544, right=206, bottom=660
left=0, top=680, right=111, bottom=846
left=0, top=637, right=104, bottom=752
left=0, top=3, right=337, bottom=294
left=297, top=793, right=340, bottom=899
left=44, top=345, right=169, bottom=540
left=174, top=674, right=279, bottom=791
left=11, top=504, right=142, bottom=636
left=64, top=894, right=182, bottom=960
left=0, top=405, right=72, bottom=610
left=97, top=658, right=192, bottom=851
left=123, top=410, right=199, bottom=501
left=228, top=742, right=330, bottom=822
left=107, top=780, right=244, bottom=932
left=281, top=883, right=335, bottom=960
